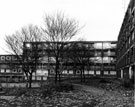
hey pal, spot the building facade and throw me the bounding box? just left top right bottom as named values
left=23, top=41, right=117, bottom=79
left=116, top=0, right=135, bottom=80
left=0, top=41, right=117, bottom=82
left=0, top=55, right=24, bottom=82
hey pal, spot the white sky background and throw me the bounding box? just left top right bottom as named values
left=0, top=0, right=130, bottom=54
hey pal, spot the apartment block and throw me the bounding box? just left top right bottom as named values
left=0, top=55, right=24, bottom=82
left=116, top=0, right=135, bottom=80
left=23, top=41, right=117, bottom=80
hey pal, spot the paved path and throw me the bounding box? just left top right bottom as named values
left=73, top=83, right=134, bottom=107
left=73, top=83, right=105, bottom=95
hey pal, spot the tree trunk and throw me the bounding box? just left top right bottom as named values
left=55, top=66, right=58, bottom=84
left=55, top=57, right=59, bottom=84
left=83, top=68, right=85, bottom=82
left=29, top=73, right=32, bottom=88
left=24, top=70, right=29, bottom=88
left=80, top=70, right=83, bottom=83
left=22, top=68, right=29, bottom=88
left=81, top=66, right=85, bottom=83
left=55, top=67, right=58, bottom=84
left=58, top=72, right=61, bottom=83
left=25, top=75, right=29, bottom=88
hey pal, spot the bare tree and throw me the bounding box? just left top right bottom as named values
left=5, top=24, right=43, bottom=88
left=42, top=13, right=80, bottom=83
left=69, top=41, right=91, bottom=83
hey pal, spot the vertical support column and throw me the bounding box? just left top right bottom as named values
left=94, top=70, right=96, bottom=76
left=121, top=69, right=123, bottom=79
left=129, top=66, right=132, bottom=79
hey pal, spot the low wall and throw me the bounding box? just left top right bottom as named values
left=0, top=82, right=41, bottom=88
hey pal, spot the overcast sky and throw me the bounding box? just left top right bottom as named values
left=0, top=0, right=130, bottom=54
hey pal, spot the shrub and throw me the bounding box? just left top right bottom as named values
left=40, top=82, right=55, bottom=98
left=15, top=88, right=28, bottom=96
left=40, top=82, right=74, bottom=98
left=99, top=79, right=112, bottom=83
left=130, top=78, right=134, bottom=84
left=57, top=83, right=74, bottom=92
left=5, top=87, right=27, bottom=96
left=121, top=79, right=133, bottom=88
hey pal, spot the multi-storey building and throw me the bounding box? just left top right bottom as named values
left=116, top=0, right=135, bottom=80
left=0, top=55, right=24, bottom=82
left=0, top=41, right=117, bottom=82
left=0, top=54, right=48, bottom=82
left=23, top=41, right=117, bottom=80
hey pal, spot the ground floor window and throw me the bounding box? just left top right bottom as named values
left=96, top=71, right=100, bottom=75
left=110, top=71, right=116, bottom=75
left=43, top=76, right=47, bottom=80
left=104, top=71, right=109, bottom=75
left=32, top=76, right=35, bottom=80
left=89, top=71, right=94, bottom=75
left=76, top=70, right=80, bottom=74
left=36, top=76, right=41, bottom=80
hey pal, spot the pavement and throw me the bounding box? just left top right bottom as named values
left=73, top=83, right=134, bottom=107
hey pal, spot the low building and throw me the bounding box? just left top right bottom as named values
left=0, top=55, right=24, bottom=82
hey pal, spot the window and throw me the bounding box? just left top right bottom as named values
left=95, top=52, right=101, bottom=56
left=51, top=70, right=54, bottom=73
left=89, top=71, right=94, bottom=74
left=13, top=69, right=17, bottom=73
left=110, top=71, right=116, bottom=75
left=43, top=64, right=46, bottom=69
left=1, top=56, right=5, bottom=60
left=43, top=76, right=47, bottom=80
left=104, top=71, right=108, bottom=75
left=37, top=70, right=42, bottom=74
left=103, top=57, right=110, bottom=63
left=128, top=7, right=132, bottom=15
left=37, top=44, right=42, bottom=49
left=36, top=76, right=41, bottom=80
left=94, top=43, right=102, bottom=49
left=103, top=43, right=111, bottom=49
left=110, top=52, right=116, bottom=56
left=76, top=71, right=80, bottom=74
left=96, top=71, right=100, bottom=75
left=12, top=56, right=17, bottom=60
left=45, top=73, right=48, bottom=76
left=25, top=76, right=27, bottom=80
left=6, top=69, right=10, bottom=73
left=6, top=56, right=11, bottom=60
left=1, top=69, right=5, bottom=73
left=18, top=69, right=22, bottom=73
left=84, top=71, right=88, bottom=74
left=25, top=43, right=31, bottom=48
left=32, top=76, right=35, bottom=80
left=37, top=64, right=41, bottom=69
left=111, top=44, right=116, bottom=48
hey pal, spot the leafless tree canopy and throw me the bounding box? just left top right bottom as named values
left=42, top=13, right=79, bottom=42
left=41, top=13, right=80, bottom=83
left=5, top=24, right=43, bottom=55
left=5, top=24, right=44, bottom=88
left=5, top=12, right=81, bottom=84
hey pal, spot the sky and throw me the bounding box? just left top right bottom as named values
left=0, top=0, right=130, bottom=54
